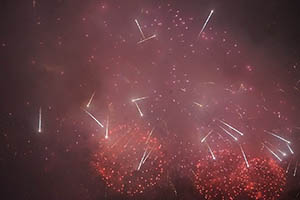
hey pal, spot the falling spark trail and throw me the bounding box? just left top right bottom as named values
left=197, top=9, right=214, bottom=39
left=277, top=149, right=287, bottom=157
left=219, top=120, right=244, bottom=136
left=265, top=130, right=291, bottom=144
left=294, top=160, right=298, bottom=176
left=135, top=19, right=146, bottom=39
left=240, top=144, right=250, bottom=168
left=134, top=102, right=144, bottom=117
left=105, top=116, right=109, bottom=139
left=137, top=148, right=148, bottom=170
left=193, top=102, right=204, bottom=108
left=264, top=144, right=282, bottom=162
left=82, top=108, right=104, bottom=128
left=287, top=144, right=294, bottom=154
left=206, top=142, right=216, bottom=160
left=219, top=126, right=238, bottom=141
left=137, top=34, right=156, bottom=44
left=86, top=92, right=95, bottom=108
left=201, top=130, right=213, bottom=143
left=146, top=127, right=155, bottom=144
left=32, top=0, right=36, bottom=8
left=286, top=158, right=292, bottom=174
left=143, top=148, right=153, bottom=164
left=38, top=107, right=42, bottom=133
left=131, top=96, right=148, bottom=102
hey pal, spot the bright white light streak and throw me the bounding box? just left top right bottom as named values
left=137, top=148, right=148, bottom=171
left=38, top=107, right=42, bottom=133
left=287, top=143, right=294, bottom=154
left=193, top=102, right=204, bottom=108
left=206, top=142, right=216, bottom=160
left=134, top=102, right=143, bottom=117
left=197, top=9, right=214, bottom=39
left=219, top=126, right=238, bottom=141
left=105, top=116, right=109, bottom=139
left=294, top=160, right=298, bottom=176
left=82, top=108, right=104, bottom=128
left=219, top=120, right=244, bottom=136
left=143, top=148, right=153, bottom=164
left=137, top=34, right=156, bottom=44
left=240, top=144, right=249, bottom=168
left=201, top=130, right=213, bottom=143
left=286, top=158, right=292, bottom=174
left=131, top=96, right=148, bottom=102
left=134, top=19, right=146, bottom=39
left=86, top=91, right=95, bottom=108
left=277, top=149, right=287, bottom=157
left=265, top=130, right=291, bottom=144
left=146, top=127, right=155, bottom=144
left=264, top=144, right=282, bottom=162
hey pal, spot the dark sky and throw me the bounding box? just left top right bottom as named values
left=1, top=0, right=300, bottom=199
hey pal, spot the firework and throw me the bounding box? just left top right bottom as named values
left=287, top=143, right=294, bottom=154
left=82, top=108, right=104, bottom=128
left=193, top=149, right=243, bottom=199
left=91, top=120, right=167, bottom=196
left=219, top=126, right=238, bottom=141
left=131, top=96, right=148, bottom=103
left=263, top=144, right=282, bottom=162
left=219, top=120, right=244, bottom=136
left=237, top=158, right=286, bottom=199
left=201, top=130, right=213, bottom=143
left=264, top=130, right=291, bottom=144
left=86, top=91, right=95, bottom=108
left=239, top=144, right=249, bottom=168
left=137, top=34, right=157, bottom=44
left=134, top=19, right=146, bottom=39
left=197, top=9, right=214, bottom=39
left=134, top=102, right=144, bottom=117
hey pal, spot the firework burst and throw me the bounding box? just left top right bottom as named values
left=91, top=119, right=167, bottom=196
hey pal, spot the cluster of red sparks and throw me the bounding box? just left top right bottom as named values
left=193, top=149, right=286, bottom=200
left=91, top=119, right=167, bottom=196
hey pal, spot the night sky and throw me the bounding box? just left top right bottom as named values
left=1, top=0, right=300, bottom=199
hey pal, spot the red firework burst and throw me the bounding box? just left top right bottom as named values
left=91, top=120, right=167, bottom=196
left=237, top=157, right=286, bottom=200
left=193, top=149, right=244, bottom=200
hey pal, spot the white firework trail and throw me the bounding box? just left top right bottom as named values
left=287, top=143, right=294, bottom=154
left=264, top=130, right=291, bottom=144
left=240, top=144, right=250, bottom=168
left=137, top=34, right=156, bottom=44
left=197, top=9, right=214, bottom=39
left=134, top=19, right=146, bottom=39
left=86, top=91, right=95, bottom=108
left=219, top=120, right=244, bottom=136
left=134, top=102, right=144, bottom=117
left=277, top=149, right=287, bottom=157
left=131, top=96, right=148, bottom=102
left=294, top=160, right=298, bottom=177
left=219, top=126, right=238, bottom=141
left=201, top=130, right=213, bottom=143
left=38, top=107, right=42, bottom=133
left=146, top=127, right=155, bottom=144
left=137, top=147, right=149, bottom=171
left=82, top=108, right=104, bottom=128
left=263, top=144, right=282, bottom=162
left=206, top=142, right=216, bottom=160
left=193, top=102, right=204, bottom=108
left=143, top=147, right=154, bottom=164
